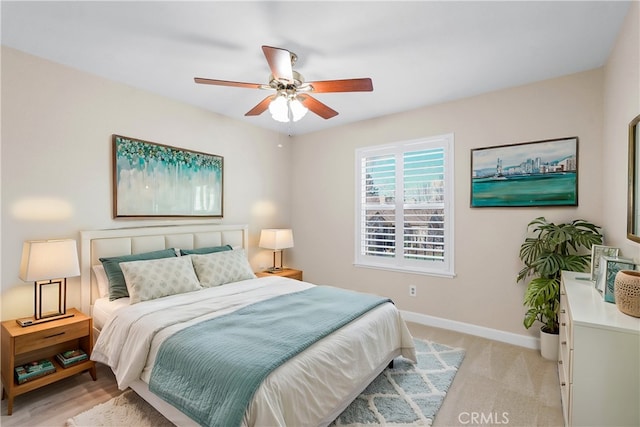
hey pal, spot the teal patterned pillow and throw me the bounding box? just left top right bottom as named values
left=120, top=256, right=202, bottom=304
left=179, top=245, right=233, bottom=256
left=190, top=249, right=256, bottom=287
left=100, top=248, right=178, bottom=301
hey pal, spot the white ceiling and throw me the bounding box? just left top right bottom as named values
left=1, top=1, right=631, bottom=135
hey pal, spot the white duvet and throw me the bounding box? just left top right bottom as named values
left=92, top=276, right=416, bottom=426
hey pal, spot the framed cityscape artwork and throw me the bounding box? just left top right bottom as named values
left=470, top=137, right=578, bottom=207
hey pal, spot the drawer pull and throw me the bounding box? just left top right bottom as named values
left=561, top=322, right=566, bottom=326
left=561, top=341, right=567, bottom=345
left=44, top=332, right=65, bottom=339
left=561, top=382, right=566, bottom=387
left=560, top=309, right=566, bottom=314
left=558, top=360, right=563, bottom=365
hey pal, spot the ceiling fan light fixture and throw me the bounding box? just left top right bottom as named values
left=196, top=46, right=371, bottom=121
left=268, top=94, right=308, bottom=123
left=289, top=97, right=308, bottom=122
left=269, top=95, right=289, bottom=123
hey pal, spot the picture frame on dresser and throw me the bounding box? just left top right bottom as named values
left=589, top=245, right=619, bottom=281
left=595, top=256, right=637, bottom=303
left=112, top=135, right=224, bottom=218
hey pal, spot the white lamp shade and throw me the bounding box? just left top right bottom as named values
left=259, top=229, right=294, bottom=250
left=19, top=239, right=80, bottom=281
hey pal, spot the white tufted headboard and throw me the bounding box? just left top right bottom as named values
left=79, top=223, right=249, bottom=315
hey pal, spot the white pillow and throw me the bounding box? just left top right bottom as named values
left=92, top=265, right=109, bottom=298
left=190, top=249, right=256, bottom=287
left=120, top=256, right=202, bottom=304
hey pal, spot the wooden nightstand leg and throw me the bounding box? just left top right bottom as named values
left=1, top=386, right=5, bottom=400
left=89, top=364, right=97, bottom=381
left=6, top=395, right=13, bottom=415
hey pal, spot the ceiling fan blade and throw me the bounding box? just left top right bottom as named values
left=262, top=46, right=294, bottom=83
left=306, top=78, right=373, bottom=93
left=245, top=95, right=276, bottom=116
left=298, top=94, right=339, bottom=119
left=194, top=77, right=263, bottom=89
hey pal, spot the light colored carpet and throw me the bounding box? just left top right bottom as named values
left=66, top=339, right=464, bottom=427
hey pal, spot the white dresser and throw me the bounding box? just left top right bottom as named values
left=559, top=271, right=640, bottom=427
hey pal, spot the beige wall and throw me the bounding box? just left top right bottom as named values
left=289, top=2, right=639, bottom=343
left=290, top=69, right=605, bottom=341
left=602, top=0, right=640, bottom=260
left=1, top=47, right=292, bottom=320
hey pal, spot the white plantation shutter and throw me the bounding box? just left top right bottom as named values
left=361, top=153, right=396, bottom=257
left=355, top=135, right=454, bottom=277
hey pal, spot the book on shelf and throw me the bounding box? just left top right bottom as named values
left=15, top=359, right=56, bottom=384
left=56, top=348, right=88, bottom=368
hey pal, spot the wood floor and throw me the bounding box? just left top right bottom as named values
left=1, top=322, right=564, bottom=426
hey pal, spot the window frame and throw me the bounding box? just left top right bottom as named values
left=354, top=134, right=455, bottom=277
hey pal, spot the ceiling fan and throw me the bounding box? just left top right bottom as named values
left=194, top=45, right=373, bottom=122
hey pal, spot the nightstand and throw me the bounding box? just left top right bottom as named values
left=1, top=308, right=97, bottom=415
left=256, top=268, right=303, bottom=281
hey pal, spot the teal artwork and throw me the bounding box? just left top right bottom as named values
left=113, top=135, right=223, bottom=217
left=471, top=137, right=578, bottom=207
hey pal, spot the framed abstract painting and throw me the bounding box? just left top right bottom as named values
left=112, top=135, right=223, bottom=218
left=470, top=137, right=578, bottom=207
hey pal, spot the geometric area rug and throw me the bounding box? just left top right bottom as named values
left=66, top=338, right=464, bottom=427
left=331, top=338, right=466, bottom=426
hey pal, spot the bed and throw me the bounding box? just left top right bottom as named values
left=80, top=223, right=416, bottom=427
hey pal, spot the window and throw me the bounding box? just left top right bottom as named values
left=355, top=134, right=454, bottom=277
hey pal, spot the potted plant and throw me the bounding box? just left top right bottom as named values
left=517, top=217, right=603, bottom=359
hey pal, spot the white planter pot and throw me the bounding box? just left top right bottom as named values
left=540, top=327, right=559, bottom=361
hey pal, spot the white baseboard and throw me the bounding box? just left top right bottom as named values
left=400, top=310, right=540, bottom=350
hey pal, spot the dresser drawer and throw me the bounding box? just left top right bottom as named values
left=558, top=361, right=571, bottom=426
left=559, top=287, right=572, bottom=350
left=14, top=320, right=89, bottom=354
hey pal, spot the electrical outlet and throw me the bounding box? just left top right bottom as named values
left=409, top=285, right=417, bottom=297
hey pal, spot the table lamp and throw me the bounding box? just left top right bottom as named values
left=259, top=229, right=294, bottom=271
left=17, top=239, right=80, bottom=326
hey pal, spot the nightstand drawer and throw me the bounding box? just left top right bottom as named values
left=256, top=268, right=303, bottom=281
left=14, top=321, right=88, bottom=354
left=283, top=270, right=303, bottom=280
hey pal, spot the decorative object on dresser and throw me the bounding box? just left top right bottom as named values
left=517, top=217, right=603, bottom=360
left=256, top=268, right=303, bottom=281
left=558, top=271, right=639, bottom=427
left=17, top=239, right=80, bottom=326
left=1, top=308, right=97, bottom=415
left=594, top=256, right=637, bottom=303
left=614, top=270, right=640, bottom=317
left=259, top=228, right=294, bottom=271
left=589, top=244, right=619, bottom=281
left=112, top=135, right=223, bottom=218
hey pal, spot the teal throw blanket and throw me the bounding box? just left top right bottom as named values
left=149, top=286, right=391, bottom=427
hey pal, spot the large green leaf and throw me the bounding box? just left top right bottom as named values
left=517, top=216, right=602, bottom=332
